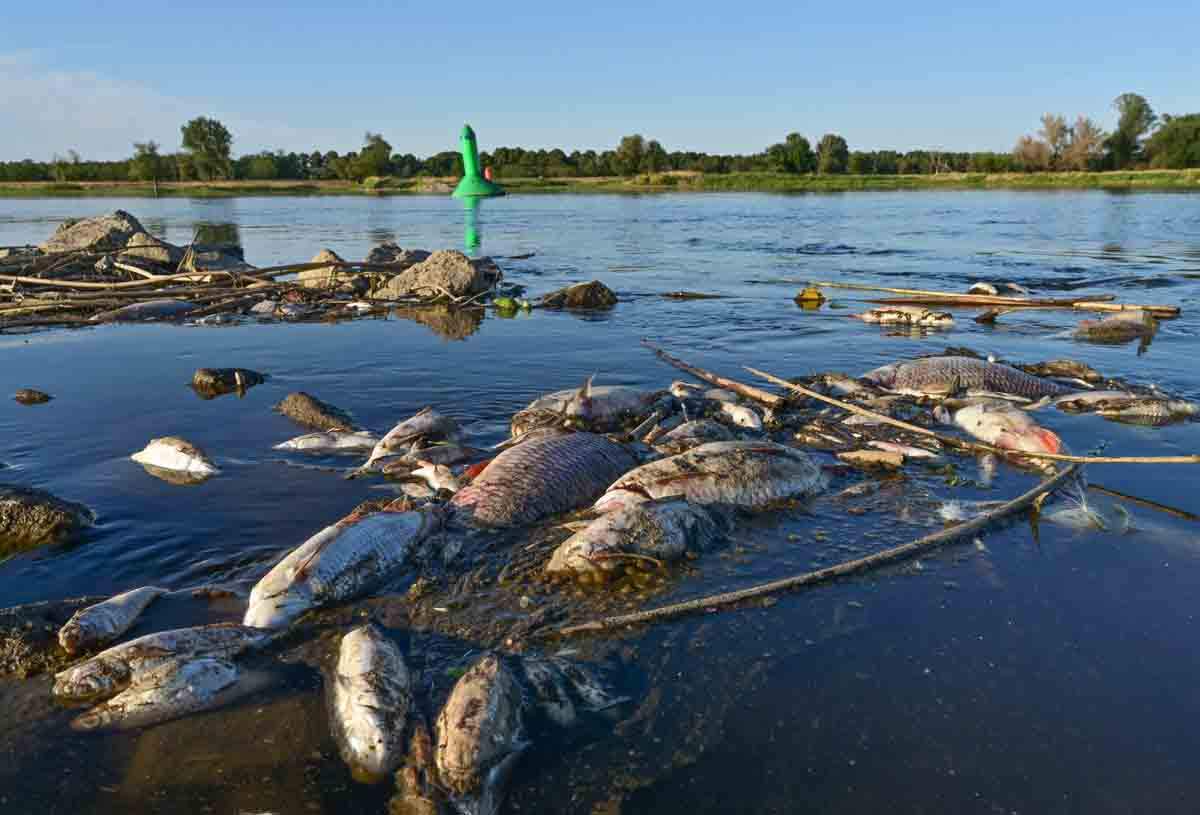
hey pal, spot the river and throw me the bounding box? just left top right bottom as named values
left=2, top=191, right=1199, bottom=814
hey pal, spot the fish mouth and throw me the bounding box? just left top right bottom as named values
left=69, top=710, right=106, bottom=731
left=243, top=595, right=307, bottom=629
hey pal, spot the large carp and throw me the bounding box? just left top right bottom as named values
left=243, top=508, right=441, bottom=629
left=595, top=441, right=826, bottom=514
left=863, top=356, right=1072, bottom=398
left=450, top=433, right=638, bottom=527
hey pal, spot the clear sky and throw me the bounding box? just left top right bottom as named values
left=2, top=0, right=1196, bottom=161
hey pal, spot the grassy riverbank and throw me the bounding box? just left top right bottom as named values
left=1, top=169, right=1197, bottom=197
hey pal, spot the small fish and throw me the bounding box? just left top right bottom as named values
left=435, top=654, right=529, bottom=815
left=717, top=401, right=763, bottom=431
left=92, top=299, right=197, bottom=323
left=1047, top=390, right=1142, bottom=412
left=275, top=430, right=379, bottom=453
left=863, top=356, right=1071, bottom=398
left=816, top=373, right=875, bottom=397
left=131, top=436, right=219, bottom=477
left=250, top=299, right=278, bottom=315
left=1019, top=359, right=1104, bottom=384
left=328, top=624, right=412, bottom=782
left=71, top=656, right=268, bottom=732
left=409, top=462, right=461, bottom=493
left=58, top=586, right=168, bottom=654
left=596, top=441, right=827, bottom=514
left=867, top=441, right=942, bottom=460
left=451, top=433, right=638, bottom=527
left=53, top=623, right=271, bottom=702
left=855, top=306, right=954, bottom=327
left=967, top=282, right=999, bottom=296
left=512, top=378, right=662, bottom=435
left=704, top=388, right=738, bottom=403
left=668, top=381, right=703, bottom=399
left=948, top=403, right=1063, bottom=456
left=1097, top=398, right=1198, bottom=426
left=545, top=498, right=728, bottom=579
left=654, top=419, right=734, bottom=454
left=366, top=408, right=461, bottom=467
left=243, top=508, right=440, bottom=629
left=516, top=656, right=629, bottom=728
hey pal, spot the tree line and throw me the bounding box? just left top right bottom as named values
left=2, top=93, right=1197, bottom=184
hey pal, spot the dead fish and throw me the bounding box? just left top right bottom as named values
left=668, top=381, right=703, bottom=399
left=863, top=356, right=1071, bottom=398
left=400, top=482, right=435, bottom=501
left=435, top=654, right=528, bottom=815
left=516, top=656, right=629, bottom=728
left=275, top=429, right=379, bottom=453
left=131, top=436, right=219, bottom=477
left=250, top=299, right=278, bottom=315
left=92, top=299, right=197, bottom=322
left=855, top=306, right=954, bottom=327
left=816, top=373, right=876, bottom=397
left=71, top=656, right=268, bottom=732
left=409, top=462, right=461, bottom=493
left=1074, top=310, right=1157, bottom=343
left=328, top=624, right=412, bottom=782
left=450, top=432, right=638, bottom=527
left=717, top=401, right=763, bottom=431
left=278, top=303, right=311, bottom=318
left=595, top=441, right=826, bottom=514
left=968, top=282, right=1000, bottom=296
left=947, top=403, right=1063, bottom=456
left=1047, top=390, right=1148, bottom=412
left=1019, top=359, right=1104, bottom=384
left=867, top=441, right=942, bottom=460
left=704, top=388, right=738, bottom=402
left=1097, top=398, right=1198, bottom=426
left=13, top=388, right=52, bottom=405
left=513, top=378, right=662, bottom=435
left=53, top=622, right=271, bottom=702
left=243, top=508, right=441, bottom=629
left=545, top=498, right=728, bottom=579
left=58, top=586, right=168, bottom=654
left=654, top=419, right=734, bottom=454
left=366, top=407, right=462, bottom=467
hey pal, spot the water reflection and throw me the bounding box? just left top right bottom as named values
left=391, top=304, right=484, bottom=340
left=464, top=197, right=481, bottom=255
left=194, top=222, right=243, bottom=255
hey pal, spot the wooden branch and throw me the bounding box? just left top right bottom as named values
left=1087, top=483, right=1200, bottom=522
left=642, top=341, right=785, bottom=408
left=556, top=465, right=1080, bottom=636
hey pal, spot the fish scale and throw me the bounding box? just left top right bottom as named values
left=451, top=433, right=639, bottom=527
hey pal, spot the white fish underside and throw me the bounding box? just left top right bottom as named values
left=330, top=625, right=412, bottom=778
left=275, top=431, right=379, bottom=452
left=131, top=437, right=219, bottom=475
left=58, top=586, right=168, bottom=653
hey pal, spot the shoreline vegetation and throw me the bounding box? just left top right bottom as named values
left=1, top=168, right=1198, bottom=198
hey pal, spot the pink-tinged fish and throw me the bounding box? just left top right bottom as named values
left=450, top=433, right=638, bottom=527
left=864, top=356, right=1071, bottom=398
left=949, top=403, right=1063, bottom=456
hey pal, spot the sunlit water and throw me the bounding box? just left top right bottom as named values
left=2, top=192, right=1199, bottom=814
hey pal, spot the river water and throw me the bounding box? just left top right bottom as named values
left=2, top=192, right=1199, bottom=814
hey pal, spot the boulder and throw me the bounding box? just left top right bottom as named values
left=0, top=596, right=104, bottom=678
left=274, top=392, right=357, bottom=430
left=191, top=368, right=266, bottom=399
left=297, top=248, right=368, bottom=294
left=119, top=231, right=184, bottom=267
left=366, top=243, right=431, bottom=268
left=179, top=245, right=256, bottom=280
left=0, top=485, right=93, bottom=556
left=39, top=210, right=145, bottom=255
left=540, top=280, right=618, bottom=309
left=372, top=250, right=501, bottom=301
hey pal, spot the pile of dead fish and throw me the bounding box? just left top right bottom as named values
left=35, top=348, right=1199, bottom=813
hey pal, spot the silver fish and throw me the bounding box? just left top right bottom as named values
left=435, top=654, right=529, bottom=815
left=58, top=586, right=168, bottom=654
left=92, top=299, right=197, bottom=322
left=654, top=419, right=734, bottom=454
left=512, top=378, right=660, bottom=435
left=1045, top=390, right=1139, bottom=412
left=244, top=508, right=440, bottom=629
left=329, top=624, right=412, bottom=782
left=717, top=401, right=763, bottom=431
left=366, top=407, right=461, bottom=467
left=71, top=656, right=268, bottom=732
left=53, top=622, right=271, bottom=702
left=856, top=306, right=954, bottom=327
left=545, top=498, right=727, bottom=578
left=131, top=436, right=219, bottom=476
left=1097, top=398, right=1198, bottom=426
left=275, top=430, right=379, bottom=453
left=595, top=441, right=826, bottom=514
left=451, top=432, right=638, bottom=527
left=863, top=356, right=1071, bottom=398
left=409, top=462, right=461, bottom=493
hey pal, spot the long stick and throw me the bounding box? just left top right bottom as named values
left=746, top=365, right=1200, bottom=465
left=557, top=465, right=1079, bottom=636
left=1087, top=483, right=1200, bottom=522
left=643, top=341, right=785, bottom=408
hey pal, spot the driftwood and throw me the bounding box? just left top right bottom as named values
left=556, top=465, right=1080, bottom=636
left=643, top=341, right=785, bottom=408
left=746, top=366, right=1200, bottom=465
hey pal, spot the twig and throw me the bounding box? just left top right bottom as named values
left=1087, top=483, right=1200, bottom=522
left=643, top=341, right=785, bottom=408
left=746, top=365, right=1200, bottom=465
left=555, top=465, right=1080, bottom=636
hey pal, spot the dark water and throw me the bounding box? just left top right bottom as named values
left=2, top=192, right=1200, bottom=814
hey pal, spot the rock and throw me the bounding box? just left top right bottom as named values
left=0, top=484, right=93, bottom=556
left=179, top=246, right=256, bottom=280
left=13, top=389, right=52, bottom=405
left=0, top=596, right=104, bottom=678
left=0, top=246, right=39, bottom=261
left=372, top=250, right=501, bottom=301
left=540, top=280, right=618, bottom=310
left=1074, top=310, right=1157, bottom=343
left=366, top=243, right=431, bottom=268
left=38, top=210, right=145, bottom=255
left=274, top=392, right=357, bottom=430
left=297, top=248, right=369, bottom=294
left=836, top=450, right=905, bottom=470
left=119, top=232, right=184, bottom=267
left=191, top=368, right=266, bottom=399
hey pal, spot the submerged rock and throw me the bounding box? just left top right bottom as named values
left=13, top=388, right=53, bottom=405
left=275, top=392, right=357, bottom=431
left=373, top=250, right=500, bottom=300
left=0, top=484, right=93, bottom=555
left=298, top=248, right=369, bottom=294
left=39, top=210, right=144, bottom=255
left=191, top=367, right=266, bottom=398
left=540, top=280, right=617, bottom=309
left=0, top=596, right=104, bottom=678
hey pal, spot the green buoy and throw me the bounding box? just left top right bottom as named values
left=452, top=124, right=505, bottom=198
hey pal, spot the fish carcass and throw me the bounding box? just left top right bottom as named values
left=515, top=656, right=629, bottom=728
left=92, top=299, right=197, bottom=322
left=450, top=432, right=638, bottom=527
left=53, top=622, right=271, bottom=702
left=365, top=407, right=462, bottom=468
left=58, top=586, right=168, bottom=654
left=946, top=403, right=1063, bottom=456
left=70, top=656, right=269, bottom=731
left=545, top=498, right=728, bottom=579
left=408, top=462, right=462, bottom=493
left=328, top=624, right=413, bottom=781
left=595, top=441, right=827, bottom=514
left=510, top=377, right=664, bottom=436
left=1096, top=398, right=1198, bottom=426
left=1074, top=310, right=1157, bottom=343
left=653, top=419, right=734, bottom=455
left=243, top=508, right=441, bottom=629
left=863, top=356, right=1072, bottom=398
left=854, top=306, right=954, bottom=327
left=275, top=430, right=379, bottom=453
left=131, top=436, right=220, bottom=476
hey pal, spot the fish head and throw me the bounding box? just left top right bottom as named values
left=70, top=706, right=116, bottom=732
left=57, top=621, right=88, bottom=655
left=593, top=488, right=649, bottom=515
left=862, top=363, right=899, bottom=388
left=242, top=586, right=309, bottom=629
left=53, top=662, right=130, bottom=702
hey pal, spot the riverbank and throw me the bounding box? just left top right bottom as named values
left=2, top=168, right=1197, bottom=198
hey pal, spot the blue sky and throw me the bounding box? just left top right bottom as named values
left=2, top=0, right=1196, bottom=160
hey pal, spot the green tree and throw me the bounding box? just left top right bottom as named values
left=848, top=151, right=873, bottom=174
left=783, top=133, right=815, bottom=173
left=129, top=141, right=165, bottom=195
left=615, top=134, right=646, bottom=175
left=352, top=132, right=393, bottom=180
left=816, top=134, right=849, bottom=174
left=1145, top=114, right=1200, bottom=168
left=181, top=117, right=233, bottom=180
left=642, top=139, right=669, bottom=173
left=1105, top=93, right=1156, bottom=169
